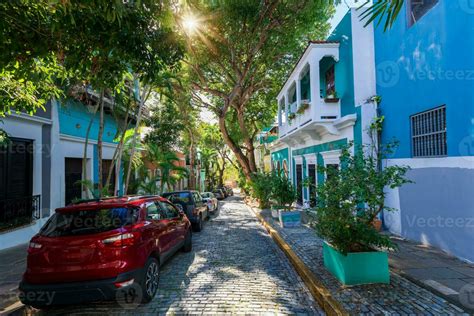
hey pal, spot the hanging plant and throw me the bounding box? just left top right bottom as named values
left=288, top=112, right=296, bottom=120
left=296, top=103, right=310, bottom=114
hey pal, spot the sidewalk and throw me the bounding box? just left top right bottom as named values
left=257, top=208, right=471, bottom=315
left=0, top=244, right=27, bottom=313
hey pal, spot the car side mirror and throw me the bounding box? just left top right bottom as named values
left=175, top=204, right=184, bottom=212
left=179, top=210, right=185, bottom=218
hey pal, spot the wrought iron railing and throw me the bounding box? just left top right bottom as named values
left=0, top=195, right=41, bottom=232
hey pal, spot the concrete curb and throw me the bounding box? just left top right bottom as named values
left=249, top=206, right=348, bottom=316
left=0, top=301, right=24, bottom=316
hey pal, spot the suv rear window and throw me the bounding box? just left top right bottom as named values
left=40, top=207, right=138, bottom=237
left=163, top=192, right=192, bottom=205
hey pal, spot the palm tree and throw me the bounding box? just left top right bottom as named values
left=144, top=144, right=189, bottom=194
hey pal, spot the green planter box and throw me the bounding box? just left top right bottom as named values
left=323, top=242, right=390, bottom=285
left=279, top=210, right=301, bottom=228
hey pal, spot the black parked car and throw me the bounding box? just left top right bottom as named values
left=213, top=189, right=225, bottom=200
left=162, top=191, right=208, bottom=232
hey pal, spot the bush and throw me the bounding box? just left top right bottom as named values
left=315, top=142, right=411, bottom=254
left=249, top=171, right=274, bottom=209
left=270, top=172, right=297, bottom=210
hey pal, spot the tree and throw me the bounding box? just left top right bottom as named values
left=144, top=99, right=185, bottom=151
left=143, top=144, right=189, bottom=194
left=182, top=1, right=333, bottom=180
left=198, top=123, right=229, bottom=188
left=1, top=1, right=184, bottom=197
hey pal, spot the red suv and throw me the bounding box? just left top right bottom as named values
left=19, top=195, right=192, bottom=308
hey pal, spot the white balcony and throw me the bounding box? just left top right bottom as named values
left=277, top=41, right=351, bottom=142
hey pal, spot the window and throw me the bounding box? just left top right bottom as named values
left=162, top=192, right=192, bottom=205
left=411, top=105, right=447, bottom=157
left=40, top=207, right=137, bottom=237
left=325, top=65, right=335, bottom=96
left=146, top=202, right=161, bottom=220
left=159, top=201, right=179, bottom=219
left=408, top=0, right=438, bottom=26
left=326, top=164, right=339, bottom=181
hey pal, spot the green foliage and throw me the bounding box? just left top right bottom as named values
left=144, top=143, right=189, bottom=194
left=270, top=172, right=297, bottom=210
left=0, top=0, right=183, bottom=115
left=249, top=172, right=275, bottom=209
left=144, top=101, right=185, bottom=151
left=314, top=142, right=411, bottom=255
left=75, top=179, right=111, bottom=200
left=184, top=0, right=334, bottom=178
left=0, top=126, right=10, bottom=147
left=357, top=0, right=404, bottom=32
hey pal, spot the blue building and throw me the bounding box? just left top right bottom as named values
left=271, top=2, right=473, bottom=262
left=0, top=92, right=126, bottom=250
left=374, top=0, right=474, bottom=262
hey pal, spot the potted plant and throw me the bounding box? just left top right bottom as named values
left=296, top=102, right=310, bottom=114
left=288, top=112, right=296, bottom=120
left=249, top=171, right=274, bottom=209
left=315, top=141, right=411, bottom=285
left=324, top=90, right=339, bottom=103
left=270, top=172, right=299, bottom=228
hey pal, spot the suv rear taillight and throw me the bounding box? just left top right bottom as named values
left=27, top=241, right=42, bottom=253
left=102, top=233, right=138, bottom=247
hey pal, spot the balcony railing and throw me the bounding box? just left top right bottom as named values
left=0, top=195, right=41, bottom=232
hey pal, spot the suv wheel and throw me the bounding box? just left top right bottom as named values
left=182, top=230, right=192, bottom=252
left=141, top=258, right=159, bottom=303
left=193, top=214, right=203, bottom=232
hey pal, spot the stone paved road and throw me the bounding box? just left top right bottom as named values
left=20, top=197, right=322, bottom=315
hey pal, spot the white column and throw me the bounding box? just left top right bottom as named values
left=296, top=79, right=301, bottom=110
left=284, top=94, right=289, bottom=121
left=309, top=59, right=321, bottom=119
left=277, top=99, right=282, bottom=126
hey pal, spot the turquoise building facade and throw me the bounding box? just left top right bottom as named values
left=271, top=9, right=377, bottom=206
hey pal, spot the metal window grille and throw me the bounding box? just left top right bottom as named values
left=411, top=105, right=447, bottom=157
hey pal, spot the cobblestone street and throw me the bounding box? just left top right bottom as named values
left=20, top=197, right=322, bottom=315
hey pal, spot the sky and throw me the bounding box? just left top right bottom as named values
left=330, top=0, right=361, bottom=32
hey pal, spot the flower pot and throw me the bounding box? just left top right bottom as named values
left=322, top=242, right=390, bottom=285
left=372, top=218, right=382, bottom=232
left=278, top=209, right=301, bottom=228
left=324, top=97, right=340, bottom=103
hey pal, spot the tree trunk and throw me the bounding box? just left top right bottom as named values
left=105, top=98, right=131, bottom=194
left=218, top=157, right=226, bottom=187
left=124, top=86, right=147, bottom=195
left=97, top=90, right=105, bottom=197
left=218, top=116, right=253, bottom=180
left=82, top=102, right=99, bottom=199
